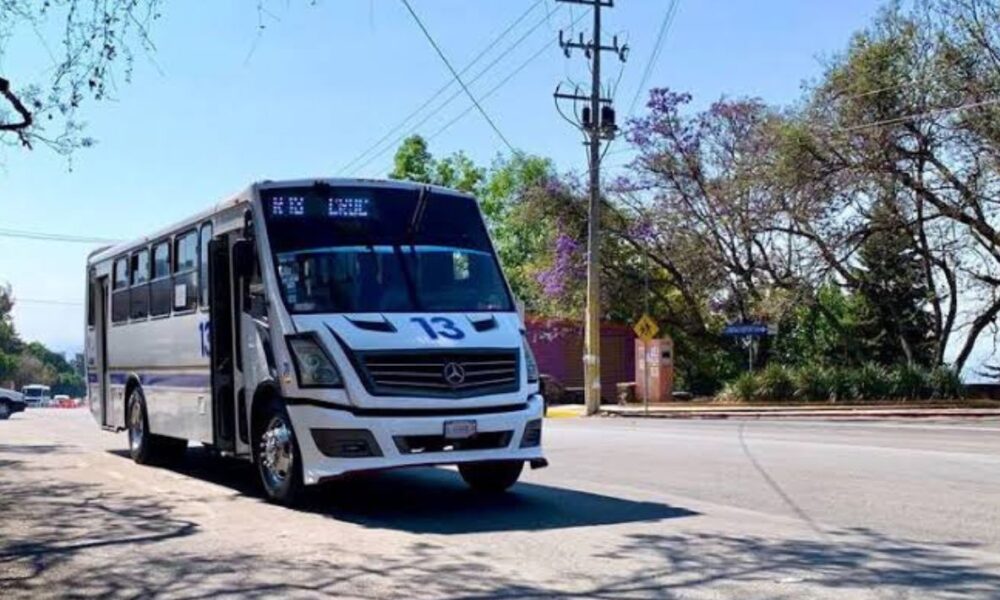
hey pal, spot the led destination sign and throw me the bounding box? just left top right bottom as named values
left=268, top=195, right=372, bottom=219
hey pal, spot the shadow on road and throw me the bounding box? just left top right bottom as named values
left=0, top=446, right=197, bottom=592
left=2, top=442, right=998, bottom=598
left=589, top=530, right=1000, bottom=599
left=105, top=447, right=698, bottom=533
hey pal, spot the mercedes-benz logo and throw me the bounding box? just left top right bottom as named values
left=442, top=362, right=466, bottom=386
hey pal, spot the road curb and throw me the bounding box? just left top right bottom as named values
left=599, top=408, right=1000, bottom=420
left=546, top=405, right=585, bottom=419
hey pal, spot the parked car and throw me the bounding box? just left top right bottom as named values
left=53, top=394, right=76, bottom=408
left=0, top=388, right=27, bottom=420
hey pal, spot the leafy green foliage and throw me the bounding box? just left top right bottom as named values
left=717, top=362, right=962, bottom=404
left=724, top=372, right=759, bottom=403
left=853, top=362, right=892, bottom=400
left=792, top=364, right=830, bottom=402
left=755, top=363, right=795, bottom=402
left=0, top=285, right=84, bottom=395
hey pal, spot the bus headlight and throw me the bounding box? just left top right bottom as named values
left=523, top=338, right=539, bottom=384
left=287, top=335, right=342, bottom=387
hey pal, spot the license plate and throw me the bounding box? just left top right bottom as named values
left=443, top=420, right=477, bottom=440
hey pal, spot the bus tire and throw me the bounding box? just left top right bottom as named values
left=253, top=397, right=304, bottom=506
left=127, top=387, right=186, bottom=465
left=128, top=388, right=155, bottom=464
left=458, top=460, right=524, bottom=494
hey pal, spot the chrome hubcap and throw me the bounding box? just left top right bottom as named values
left=128, top=396, right=144, bottom=451
left=0, top=404, right=9, bottom=418
left=260, top=416, right=293, bottom=486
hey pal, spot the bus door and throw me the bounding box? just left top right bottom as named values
left=208, top=237, right=237, bottom=454
left=91, top=275, right=112, bottom=428
left=232, top=236, right=267, bottom=459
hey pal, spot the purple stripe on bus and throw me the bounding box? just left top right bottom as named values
left=105, top=371, right=210, bottom=389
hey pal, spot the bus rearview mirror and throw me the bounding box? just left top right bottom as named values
left=232, top=240, right=256, bottom=279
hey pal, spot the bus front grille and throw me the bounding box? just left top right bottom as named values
left=359, top=349, right=520, bottom=398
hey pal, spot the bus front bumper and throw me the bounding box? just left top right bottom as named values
left=286, top=394, right=546, bottom=485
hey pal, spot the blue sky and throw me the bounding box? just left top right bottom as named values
left=0, top=0, right=887, bottom=355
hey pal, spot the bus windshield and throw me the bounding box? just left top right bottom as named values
left=261, top=186, right=514, bottom=314
left=23, top=386, right=49, bottom=399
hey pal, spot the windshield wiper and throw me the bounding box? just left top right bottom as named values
left=406, top=185, right=430, bottom=242
left=396, top=186, right=429, bottom=311
left=393, top=245, right=423, bottom=311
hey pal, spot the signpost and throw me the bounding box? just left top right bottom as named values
left=633, top=314, right=660, bottom=415
left=722, top=322, right=774, bottom=372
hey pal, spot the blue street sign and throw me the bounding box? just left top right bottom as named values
left=722, top=323, right=770, bottom=337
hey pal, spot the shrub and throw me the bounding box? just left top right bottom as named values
left=824, top=367, right=855, bottom=402
left=792, top=364, right=830, bottom=402
left=716, top=362, right=964, bottom=404
left=726, top=372, right=759, bottom=403
left=756, top=364, right=795, bottom=402
left=853, top=362, right=891, bottom=400
left=928, top=366, right=963, bottom=399
left=891, top=363, right=930, bottom=400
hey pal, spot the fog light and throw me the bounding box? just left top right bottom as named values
left=520, top=419, right=542, bottom=448
left=311, top=429, right=382, bottom=458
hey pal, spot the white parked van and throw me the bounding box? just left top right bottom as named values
left=21, top=384, right=51, bottom=407
left=85, top=179, right=545, bottom=504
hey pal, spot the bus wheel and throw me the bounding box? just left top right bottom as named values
left=127, top=389, right=153, bottom=464
left=254, top=398, right=303, bottom=506
left=458, top=460, right=524, bottom=494
left=128, top=388, right=186, bottom=465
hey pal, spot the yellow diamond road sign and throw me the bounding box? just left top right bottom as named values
left=633, top=313, right=660, bottom=342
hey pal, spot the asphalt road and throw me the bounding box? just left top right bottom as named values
left=2, top=409, right=1000, bottom=599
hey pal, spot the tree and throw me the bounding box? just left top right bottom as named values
left=774, top=0, right=1000, bottom=372
left=853, top=193, right=933, bottom=365
left=0, top=285, right=84, bottom=394
left=389, top=135, right=435, bottom=183
left=0, top=0, right=162, bottom=153
left=389, top=134, right=484, bottom=193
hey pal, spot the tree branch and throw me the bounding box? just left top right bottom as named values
left=0, top=76, right=33, bottom=148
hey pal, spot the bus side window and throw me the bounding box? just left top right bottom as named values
left=130, top=248, right=150, bottom=320
left=87, top=274, right=95, bottom=328
left=150, top=241, right=172, bottom=317
left=111, top=257, right=130, bottom=324
left=199, top=222, right=212, bottom=308
left=174, top=230, right=198, bottom=312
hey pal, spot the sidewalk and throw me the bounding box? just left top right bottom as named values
left=599, top=403, right=1000, bottom=420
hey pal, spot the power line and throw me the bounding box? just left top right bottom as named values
left=0, top=228, right=118, bottom=244
left=353, top=5, right=571, bottom=177
left=832, top=97, right=1000, bottom=133
left=338, top=0, right=546, bottom=175
left=426, top=9, right=590, bottom=145
left=14, top=298, right=83, bottom=307
left=400, top=0, right=516, bottom=153
left=428, top=42, right=557, bottom=142
left=626, top=0, right=679, bottom=119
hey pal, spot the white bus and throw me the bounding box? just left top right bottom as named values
left=86, top=179, right=546, bottom=504
left=22, top=384, right=51, bottom=407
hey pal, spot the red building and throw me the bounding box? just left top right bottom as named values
left=524, top=316, right=636, bottom=403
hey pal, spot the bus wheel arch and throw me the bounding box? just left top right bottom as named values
left=249, top=381, right=283, bottom=455
left=249, top=383, right=304, bottom=505
left=123, top=374, right=142, bottom=429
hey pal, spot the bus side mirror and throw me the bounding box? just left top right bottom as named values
left=232, top=240, right=256, bottom=279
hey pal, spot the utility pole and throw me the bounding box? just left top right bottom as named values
left=554, top=0, right=626, bottom=415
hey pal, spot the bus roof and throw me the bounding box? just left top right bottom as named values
left=87, top=178, right=475, bottom=265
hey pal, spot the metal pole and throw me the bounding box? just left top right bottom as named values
left=583, top=1, right=602, bottom=416
left=643, top=250, right=649, bottom=415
